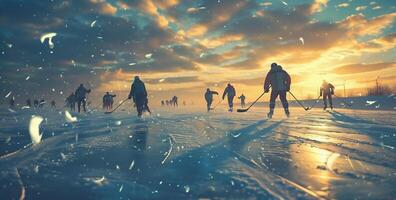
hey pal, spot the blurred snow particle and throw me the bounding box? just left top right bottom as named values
left=65, top=110, right=77, bottom=123
left=299, top=37, right=304, bottom=45
left=184, top=185, right=190, bottom=193
left=129, top=63, right=136, bottom=66
left=29, top=116, right=44, bottom=145
left=60, top=152, right=67, bottom=160
left=5, top=136, right=11, bottom=143
left=91, top=176, right=107, bottom=186
left=116, top=165, right=120, bottom=170
left=115, top=120, right=122, bottom=126
left=145, top=53, right=152, bottom=59
left=366, top=100, right=376, bottom=105
left=129, top=160, right=135, bottom=170
left=90, top=20, right=97, bottom=27
left=34, top=165, right=39, bottom=173
left=8, top=108, right=16, bottom=113
left=25, top=76, right=30, bottom=80
left=280, top=0, right=288, bottom=5
left=161, top=137, right=173, bottom=164
left=5, top=91, right=12, bottom=98
left=187, top=6, right=206, bottom=13
left=6, top=43, right=13, bottom=48
left=260, top=2, right=272, bottom=6
left=231, top=132, right=242, bottom=138
left=158, top=78, right=166, bottom=83
left=21, top=106, right=30, bottom=109
left=40, top=32, right=57, bottom=49
left=199, top=53, right=205, bottom=58
left=119, top=184, right=123, bottom=192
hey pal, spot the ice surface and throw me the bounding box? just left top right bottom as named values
left=1, top=107, right=396, bottom=199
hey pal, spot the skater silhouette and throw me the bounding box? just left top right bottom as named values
left=264, top=63, right=291, bottom=118
left=320, top=80, right=335, bottom=110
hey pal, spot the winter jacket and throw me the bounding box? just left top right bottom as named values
left=205, top=91, right=218, bottom=101
left=129, top=79, right=147, bottom=100
left=264, top=66, right=291, bottom=91
left=75, top=86, right=91, bottom=100
left=320, top=83, right=335, bottom=96
left=222, top=85, right=236, bottom=99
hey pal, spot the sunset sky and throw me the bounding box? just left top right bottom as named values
left=1, top=0, right=396, bottom=106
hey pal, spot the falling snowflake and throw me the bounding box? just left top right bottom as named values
left=90, top=20, right=97, bottom=27
left=65, top=110, right=77, bottom=123
left=29, top=115, right=44, bottom=145
left=40, top=32, right=57, bottom=49
left=5, top=91, right=12, bottom=98
left=145, top=53, right=152, bottom=59
left=299, top=37, right=304, bottom=45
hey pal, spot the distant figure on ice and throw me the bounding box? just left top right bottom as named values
left=66, top=93, right=76, bottom=111
left=51, top=100, right=56, bottom=108
left=33, top=99, right=39, bottom=108
left=161, top=100, right=165, bottom=106
left=128, top=76, right=149, bottom=118
left=222, top=83, right=236, bottom=112
left=320, top=80, right=335, bottom=110
left=238, top=94, right=246, bottom=108
left=171, top=96, right=178, bottom=107
left=205, top=88, right=219, bottom=111
left=75, top=84, right=91, bottom=113
left=264, top=63, right=291, bottom=118
left=103, top=92, right=116, bottom=111
left=26, top=99, right=32, bottom=107
left=39, top=98, right=45, bottom=108
left=9, top=97, right=15, bottom=108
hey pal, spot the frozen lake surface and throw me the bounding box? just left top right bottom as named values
left=1, top=107, right=396, bottom=199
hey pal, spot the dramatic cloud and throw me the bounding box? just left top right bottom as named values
left=1, top=0, right=395, bottom=104
left=334, top=62, right=396, bottom=74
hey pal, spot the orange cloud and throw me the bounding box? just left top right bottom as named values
left=200, top=34, right=244, bottom=48
left=341, top=13, right=396, bottom=36
left=334, top=62, right=396, bottom=74
left=188, top=24, right=208, bottom=36
left=90, top=0, right=117, bottom=15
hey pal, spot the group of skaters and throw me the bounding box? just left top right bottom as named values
left=9, top=97, right=56, bottom=109
left=8, top=63, right=336, bottom=119
left=204, top=63, right=336, bottom=118
left=161, top=96, right=179, bottom=107
left=65, top=84, right=92, bottom=112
